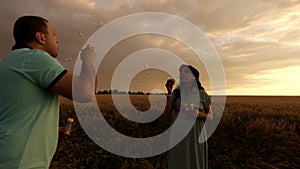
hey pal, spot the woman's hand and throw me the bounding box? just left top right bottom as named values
left=197, top=111, right=213, bottom=120
left=165, top=79, right=175, bottom=94
left=196, top=111, right=208, bottom=120
left=183, top=110, right=198, bottom=118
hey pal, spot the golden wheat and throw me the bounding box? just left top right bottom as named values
left=50, top=95, right=300, bottom=169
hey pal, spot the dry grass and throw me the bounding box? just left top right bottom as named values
left=50, top=95, right=300, bottom=169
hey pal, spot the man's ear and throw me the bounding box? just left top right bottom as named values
left=35, top=32, right=46, bottom=44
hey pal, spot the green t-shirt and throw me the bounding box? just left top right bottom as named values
left=0, top=48, right=66, bottom=169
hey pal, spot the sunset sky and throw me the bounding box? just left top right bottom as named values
left=0, top=0, right=299, bottom=96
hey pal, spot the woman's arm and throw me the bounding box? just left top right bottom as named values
left=161, top=79, right=175, bottom=119
left=197, top=105, right=213, bottom=120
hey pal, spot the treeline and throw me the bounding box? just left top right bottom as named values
left=96, top=89, right=165, bottom=95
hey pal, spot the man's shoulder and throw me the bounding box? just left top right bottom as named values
left=28, top=49, right=52, bottom=57
left=5, top=48, right=50, bottom=59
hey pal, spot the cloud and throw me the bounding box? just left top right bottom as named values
left=202, top=1, right=300, bottom=94
left=1, top=0, right=299, bottom=95
left=227, top=66, right=300, bottom=95
left=0, top=0, right=99, bottom=59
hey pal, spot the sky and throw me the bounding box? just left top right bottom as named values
left=0, top=0, right=299, bottom=96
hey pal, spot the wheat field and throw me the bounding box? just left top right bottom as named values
left=50, top=95, right=300, bottom=169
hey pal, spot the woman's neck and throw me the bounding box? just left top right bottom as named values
left=180, top=82, right=192, bottom=98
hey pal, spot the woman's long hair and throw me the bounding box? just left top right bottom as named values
left=173, top=64, right=205, bottom=100
left=179, top=64, right=205, bottom=91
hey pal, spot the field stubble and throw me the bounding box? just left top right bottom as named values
left=50, top=95, right=300, bottom=169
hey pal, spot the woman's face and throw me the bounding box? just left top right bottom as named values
left=179, top=66, right=195, bottom=83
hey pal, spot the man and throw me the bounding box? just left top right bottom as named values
left=0, top=15, right=96, bottom=169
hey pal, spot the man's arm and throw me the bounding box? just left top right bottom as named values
left=51, top=45, right=96, bottom=103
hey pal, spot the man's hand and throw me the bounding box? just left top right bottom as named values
left=51, top=44, right=96, bottom=102
left=58, top=127, right=68, bottom=142
left=80, top=44, right=96, bottom=64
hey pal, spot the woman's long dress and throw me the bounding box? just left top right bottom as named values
left=168, top=89, right=211, bottom=169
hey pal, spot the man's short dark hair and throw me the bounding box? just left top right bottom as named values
left=13, top=15, right=49, bottom=45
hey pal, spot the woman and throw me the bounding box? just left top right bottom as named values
left=165, top=64, right=212, bottom=169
